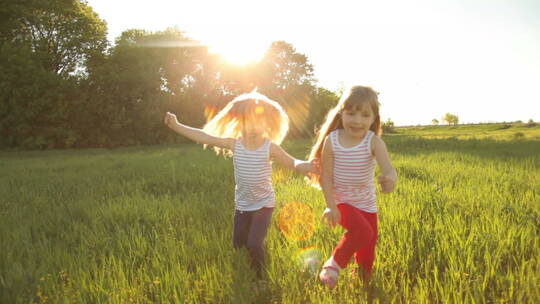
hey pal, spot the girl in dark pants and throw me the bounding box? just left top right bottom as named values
left=165, top=91, right=316, bottom=280
left=233, top=207, right=273, bottom=278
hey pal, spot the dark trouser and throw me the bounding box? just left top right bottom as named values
left=233, top=207, right=273, bottom=278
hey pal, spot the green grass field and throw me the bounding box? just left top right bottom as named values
left=1, top=123, right=539, bottom=303
left=396, top=122, right=540, bottom=141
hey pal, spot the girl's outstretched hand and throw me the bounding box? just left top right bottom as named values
left=295, top=159, right=320, bottom=177
left=322, top=207, right=341, bottom=227
left=378, top=175, right=396, bottom=193
left=164, top=112, right=178, bottom=128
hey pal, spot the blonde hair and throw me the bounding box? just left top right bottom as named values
left=308, top=85, right=382, bottom=184
left=202, top=92, right=290, bottom=155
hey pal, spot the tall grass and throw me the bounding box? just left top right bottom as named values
left=1, top=126, right=539, bottom=303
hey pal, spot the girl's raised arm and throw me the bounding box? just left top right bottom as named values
left=164, top=112, right=234, bottom=150
left=371, top=135, right=397, bottom=193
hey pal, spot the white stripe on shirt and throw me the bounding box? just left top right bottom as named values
left=331, top=129, right=377, bottom=213
left=233, top=139, right=275, bottom=211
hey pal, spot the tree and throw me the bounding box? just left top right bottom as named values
left=307, top=87, right=339, bottom=135
left=382, top=118, right=396, bottom=133
left=257, top=41, right=317, bottom=136
left=80, top=28, right=202, bottom=147
left=3, top=0, right=107, bottom=77
left=443, top=113, right=459, bottom=125
left=432, top=119, right=439, bottom=125
left=258, top=41, right=315, bottom=90
left=0, top=0, right=107, bottom=149
left=0, top=44, right=80, bottom=148
left=1, top=11, right=326, bottom=149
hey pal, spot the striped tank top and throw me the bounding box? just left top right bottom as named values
left=330, top=129, right=377, bottom=213
left=233, top=138, right=275, bottom=211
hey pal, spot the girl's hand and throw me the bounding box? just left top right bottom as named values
left=322, top=207, right=341, bottom=227
left=378, top=175, right=396, bottom=193
left=294, top=161, right=310, bottom=176
left=164, top=112, right=178, bottom=128
left=295, top=160, right=320, bottom=177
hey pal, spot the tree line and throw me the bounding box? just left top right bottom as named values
left=1, top=0, right=340, bottom=149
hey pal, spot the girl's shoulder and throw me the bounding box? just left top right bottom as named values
left=327, top=129, right=340, bottom=143
left=268, top=138, right=282, bottom=153
left=367, top=130, right=377, bottom=142
left=261, top=137, right=272, bottom=149
left=322, top=132, right=335, bottom=154
left=369, top=132, right=385, bottom=154
left=369, top=131, right=382, bottom=142
left=328, top=129, right=339, bottom=137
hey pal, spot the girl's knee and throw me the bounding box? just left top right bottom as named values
left=349, top=226, right=375, bottom=244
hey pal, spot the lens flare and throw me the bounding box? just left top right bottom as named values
left=297, top=247, right=323, bottom=275
left=255, top=106, right=265, bottom=115
left=204, top=105, right=218, bottom=120
left=278, top=202, right=316, bottom=241
left=135, top=40, right=207, bottom=49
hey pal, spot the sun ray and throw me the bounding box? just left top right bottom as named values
left=209, top=43, right=264, bottom=66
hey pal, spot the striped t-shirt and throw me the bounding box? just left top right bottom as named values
left=330, top=129, right=377, bottom=213
left=233, top=138, right=275, bottom=211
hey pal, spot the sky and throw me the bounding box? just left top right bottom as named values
left=86, top=0, right=540, bottom=126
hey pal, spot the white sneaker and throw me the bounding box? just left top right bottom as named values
left=319, top=265, right=339, bottom=289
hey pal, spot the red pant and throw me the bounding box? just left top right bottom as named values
left=332, top=203, right=378, bottom=278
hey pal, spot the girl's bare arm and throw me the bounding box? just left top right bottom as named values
left=270, top=143, right=316, bottom=176
left=372, top=135, right=397, bottom=192
left=320, top=136, right=340, bottom=226
left=164, top=112, right=234, bottom=150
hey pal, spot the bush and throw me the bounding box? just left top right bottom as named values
left=513, top=132, right=525, bottom=139
left=382, top=119, right=396, bottom=134
left=525, top=119, right=537, bottom=128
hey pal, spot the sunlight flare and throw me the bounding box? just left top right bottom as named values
left=209, top=42, right=264, bottom=66
left=278, top=202, right=316, bottom=241
left=296, top=247, right=323, bottom=275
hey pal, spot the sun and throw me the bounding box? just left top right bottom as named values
left=183, top=23, right=269, bottom=65
left=209, top=42, right=265, bottom=66
left=184, top=23, right=269, bottom=65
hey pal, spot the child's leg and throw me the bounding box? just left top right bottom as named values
left=353, top=211, right=378, bottom=281
left=246, top=207, right=273, bottom=278
left=233, top=209, right=253, bottom=249
left=332, top=204, right=376, bottom=269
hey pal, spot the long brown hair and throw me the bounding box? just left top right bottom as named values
left=308, top=85, right=382, bottom=163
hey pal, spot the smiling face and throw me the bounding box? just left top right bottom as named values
left=340, top=103, right=375, bottom=139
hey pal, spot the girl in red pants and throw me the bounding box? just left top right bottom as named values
left=308, top=85, right=398, bottom=288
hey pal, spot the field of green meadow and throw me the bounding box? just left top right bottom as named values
left=1, top=123, right=539, bottom=303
